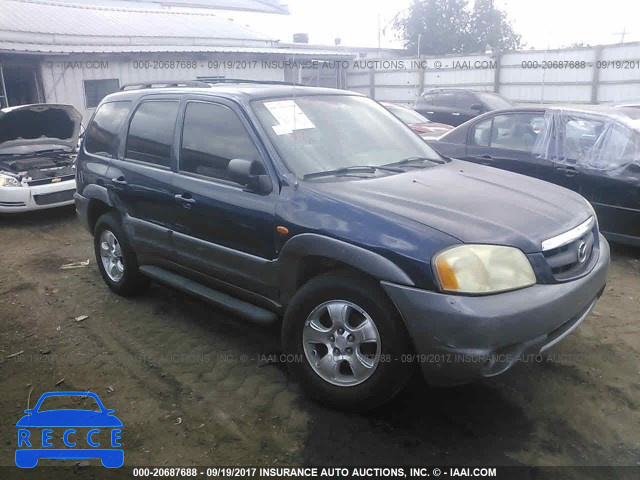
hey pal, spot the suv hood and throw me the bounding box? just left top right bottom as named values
left=307, top=160, right=592, bottom=254
left=0, top=104, right=82, bottom=154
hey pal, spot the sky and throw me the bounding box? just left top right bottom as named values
left=218, top=0, right=640, bottom=50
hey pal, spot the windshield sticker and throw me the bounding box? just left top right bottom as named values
left=264, top=100, right=315, bottom=135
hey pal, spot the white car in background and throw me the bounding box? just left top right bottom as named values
left=0, top=104, right=81, bottom=213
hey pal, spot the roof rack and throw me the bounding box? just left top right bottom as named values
left=196, top=77, right=301, bottom=86
left=119, top=81, right=211, bottom=91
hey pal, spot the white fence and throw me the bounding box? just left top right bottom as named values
left=346, top=42, right=640, bottom=106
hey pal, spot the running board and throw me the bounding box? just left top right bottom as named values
left=139, top=265, right=279, bottom=326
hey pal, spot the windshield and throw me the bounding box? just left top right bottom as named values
left=385, top=105, right=430, bottom=124
left=252, top=95, right=442, bottom=178
left=476, top=92, right=512, bottom=110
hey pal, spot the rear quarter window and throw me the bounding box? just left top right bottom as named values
left=84, top=101, right=131, bottom=157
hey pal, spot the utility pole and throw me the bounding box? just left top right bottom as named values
left=614, top=26, right=629, bottom=43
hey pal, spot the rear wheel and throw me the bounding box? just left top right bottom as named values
left=282, top=271, right=413, bottom=410
left=94, top=212, right=149, bottom=296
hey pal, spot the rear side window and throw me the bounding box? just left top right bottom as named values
left=126, top=101, right=180, bottom=167
left=420, top=93, right=437, bottom=104
left=84, top=101, right=131, bottom=157
left=179, top=102, right=261, bottom=182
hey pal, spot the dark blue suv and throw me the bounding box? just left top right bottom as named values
left=75, top=81, right=610, bottom=410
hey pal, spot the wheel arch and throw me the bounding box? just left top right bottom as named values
left=83, top=184, right=116, bottom=234
left=277, top=233, right=414, bottom=305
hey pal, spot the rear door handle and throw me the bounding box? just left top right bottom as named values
left=174, top=193, right=196, bottom=206
left=452, top=112, right=461, bottom=116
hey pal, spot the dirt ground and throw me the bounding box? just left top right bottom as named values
left=1, top=207, right=639, bottom=477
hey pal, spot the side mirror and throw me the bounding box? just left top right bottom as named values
left=470, top=103, right=484, bottom=112
left=227, top=159, right=273, bottom=195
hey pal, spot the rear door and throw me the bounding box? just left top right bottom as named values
left=108, top=98, right=181, bottom=261
left=453, top=91, right=483, bottom=124
left=170, top=98, right=278, bottom=298
left=562, top=119, right=640, bottom=241
left=462, top=112, right=547, bottom=178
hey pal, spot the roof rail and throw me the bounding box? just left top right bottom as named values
left=119, top=81, right=211, bottom=91
left=196, top=77, right=301, bottom=86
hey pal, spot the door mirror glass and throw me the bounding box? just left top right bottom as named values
left=228, top=159, right=272, bottom=194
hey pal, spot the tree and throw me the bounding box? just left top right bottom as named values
left=394, top=0, right=471, bottom=55
left=469, top=0, right=522, bottom=53
left=395, top=0, right=523, bottom=55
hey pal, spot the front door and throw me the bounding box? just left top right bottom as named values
left=170, top=99, right=278, bottom=297
left=463, top=113, right=545, bottom=178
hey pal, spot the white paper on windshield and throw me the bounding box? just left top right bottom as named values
left=264, top=100, right=315, bottom=135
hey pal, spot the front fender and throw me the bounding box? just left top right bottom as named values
left=277, top=233, right=414, bottom=304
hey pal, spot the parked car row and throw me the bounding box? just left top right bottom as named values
left=428, top=104, right=640, bottom=246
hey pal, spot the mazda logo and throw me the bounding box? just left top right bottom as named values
left=577, top=241, right=588, bottom=263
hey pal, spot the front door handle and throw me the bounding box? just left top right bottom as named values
left=111, top=176, right=127, bottom=185
left=474, top=154, right=494, bottom=165
left=174, top=193, right=196, bottom=206
left=452, top=112, right=461, bottom=116
left=556, top=166, right=578, bottom=177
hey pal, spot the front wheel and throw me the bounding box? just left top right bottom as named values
left=282, top=271, right=414, bottom=410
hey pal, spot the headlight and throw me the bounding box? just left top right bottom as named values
left=434, top=244, right=536, bottom=295
left=0, top=174, right=22, bottom=187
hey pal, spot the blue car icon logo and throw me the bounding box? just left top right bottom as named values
left=15, top=391, right=123, bottom=468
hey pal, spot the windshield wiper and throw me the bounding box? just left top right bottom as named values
left=303, top=164, right=404, bottom=180
left=384, top=156, right=447, bottom=168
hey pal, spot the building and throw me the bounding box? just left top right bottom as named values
left=0, top=0, right=356, bottom=120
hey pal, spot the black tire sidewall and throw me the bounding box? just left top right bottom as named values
left=282, top=271, right=413, bottom=410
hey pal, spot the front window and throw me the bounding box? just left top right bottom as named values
left=252, top=95, right=442, bottom=178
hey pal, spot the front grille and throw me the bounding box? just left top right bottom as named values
left=543, top=228, right=597, bottom=281
left=33, top=189, right=75, bottom=206
left=27, top=174, right=75, bottom=186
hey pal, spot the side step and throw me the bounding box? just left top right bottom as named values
left=139, top=265, right=279, bottom=327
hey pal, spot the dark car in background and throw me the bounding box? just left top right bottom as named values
left=412, top=88, right=513, bottom=127
left=380, top=102, right=453, bottom=140
left=429, top=105, right=640, bottom=246
left=75, top=82, right=608, bottom=410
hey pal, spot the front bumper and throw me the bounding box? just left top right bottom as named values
left=382, top=234, right=610, bottom=385
left=0, top=180, right=76, bottom=213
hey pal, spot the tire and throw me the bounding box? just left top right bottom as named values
left=93, top=212, right=150, bottom=297
left=282, top=270, right=414, bottom=410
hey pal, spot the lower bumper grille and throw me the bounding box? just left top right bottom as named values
left=0, top=201, right=27, bottom=207
left=33, top=189, right=75, bottom=206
